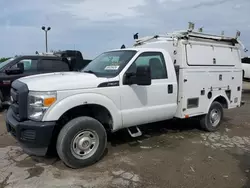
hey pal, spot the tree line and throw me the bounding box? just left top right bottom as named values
left=0, top=57, right=10, bottom=63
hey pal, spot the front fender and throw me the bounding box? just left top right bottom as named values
left=42, top=93, right=123, bottom=130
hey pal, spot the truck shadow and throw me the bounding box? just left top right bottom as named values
left=43, top=118, right=204, bottom=169
left=108, top=118, right=202, bottom=147
left=45, top=117, right=231, bottom=169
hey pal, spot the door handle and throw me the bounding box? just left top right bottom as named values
left=168, top=84, right=173, bottom=94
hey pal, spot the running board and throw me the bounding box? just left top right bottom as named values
left=127, top=126, right=142, bottom=138
left=2, top=101, right=11, bottom=106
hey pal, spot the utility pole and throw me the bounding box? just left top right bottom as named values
left=41, top=26, right=51, bottom=52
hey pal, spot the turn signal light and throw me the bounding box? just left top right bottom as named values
left=44, top=97, right=56, bottom=107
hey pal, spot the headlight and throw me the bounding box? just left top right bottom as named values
left=28, top=91, right=57, bottom=121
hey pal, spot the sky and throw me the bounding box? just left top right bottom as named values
left=0, top=0, right=249, bottom=59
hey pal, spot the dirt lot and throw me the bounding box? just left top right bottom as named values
left=0, top=82, right=250, bottom=188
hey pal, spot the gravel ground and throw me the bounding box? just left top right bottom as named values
left=0, top=82, right=249, bottom=188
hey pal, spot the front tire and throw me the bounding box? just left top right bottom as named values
left=56, top=116, right=107, bottom=169
left=200, top=101, right=223, bottom=132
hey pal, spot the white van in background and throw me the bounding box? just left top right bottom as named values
left=242, top=57, right=250, bottom=79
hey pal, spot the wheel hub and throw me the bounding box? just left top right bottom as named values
left=78, top=137, right=91, bottom=150
left=211, top=112, right=219, bottom=122
left=71, top=130, right=99, bottom=160
left=210, top=109, right=221, bottom=127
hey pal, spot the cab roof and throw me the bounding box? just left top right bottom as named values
left=14, top=55, right=62, bottom=60
left=106, top=47, right=166, bottom=53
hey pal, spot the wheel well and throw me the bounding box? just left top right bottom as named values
left=213, top=96, right=228, bottom=108
left=48, top=104, right=113, bottom=153
left=57, top=104, right=113, bottom=131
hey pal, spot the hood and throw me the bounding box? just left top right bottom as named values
left=18, top=72, right=109, bottom=91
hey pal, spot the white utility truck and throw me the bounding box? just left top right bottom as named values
left=6, top=29, right=243, bottom=168
left=242, top=57, right=250, bottom=79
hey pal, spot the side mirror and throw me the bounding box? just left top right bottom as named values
left=135, top=65, right=151, bottom=85
left=17, top=62, right=24, bottom=71
left=5, top=63, right=24, bottom=75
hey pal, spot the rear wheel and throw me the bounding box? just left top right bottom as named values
left=56, top=116, right=107, bottom=169
left=200, top=101, right=223, bottom=132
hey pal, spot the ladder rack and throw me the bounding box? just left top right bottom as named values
left=134, top=29, right=242, bottom=47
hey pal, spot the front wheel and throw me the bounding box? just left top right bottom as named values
left=56, top=116, right=107, bottom=169
left=200, top=101, right=224, bottom=132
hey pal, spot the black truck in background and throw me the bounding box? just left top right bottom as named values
left=0, top=50, right=92, bottom=108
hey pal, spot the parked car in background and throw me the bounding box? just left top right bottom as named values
left=242, top=57, right=250, bottom=79
left=0, top=50, right=92, bottom=109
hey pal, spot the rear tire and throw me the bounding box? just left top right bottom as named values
left=56, top=116, right=107, bottom=169
left=200, top=101, right=223, bottom=132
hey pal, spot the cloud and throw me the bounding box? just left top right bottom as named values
left=0, top=0, right=249, bottom=58
left=190, top=0, right=235, bottom=8
left=61, top=0, right=146, bottom=22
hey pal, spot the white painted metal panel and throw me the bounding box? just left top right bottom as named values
left=186, top=43, right=237, bottom=66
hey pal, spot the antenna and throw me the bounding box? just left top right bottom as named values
left=121, top=44, right=126, bottom=49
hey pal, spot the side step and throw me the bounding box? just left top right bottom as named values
left=127, top=126, right=142, bottom=138
left=2, top=101, right=11, bottom=106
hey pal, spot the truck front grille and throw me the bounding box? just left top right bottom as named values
left=10, top=80, right=29, bottom=121
left=10, top=88, right=20, bottom=120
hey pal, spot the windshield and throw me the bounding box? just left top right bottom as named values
left=82, top=50, right=137, bottom=77
left=0, top=58, right=15, bottom=70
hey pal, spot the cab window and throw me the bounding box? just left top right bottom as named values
left=127, top=52, right=168, bottom=79
left=12, top=59, right=38, bottom=72
left=38, top=59, right=69, bottom=71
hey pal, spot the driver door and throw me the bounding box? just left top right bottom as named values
left=8, top=58, right=39, bottom=80
left=2, top=58, right=39, bottom=101
left=120, top=51, right=177, bottom=128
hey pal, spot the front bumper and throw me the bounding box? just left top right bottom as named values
left=5, top=108, right=56, bottom=156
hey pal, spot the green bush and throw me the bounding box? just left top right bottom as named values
left=0, top=58, right=10, bottom=63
